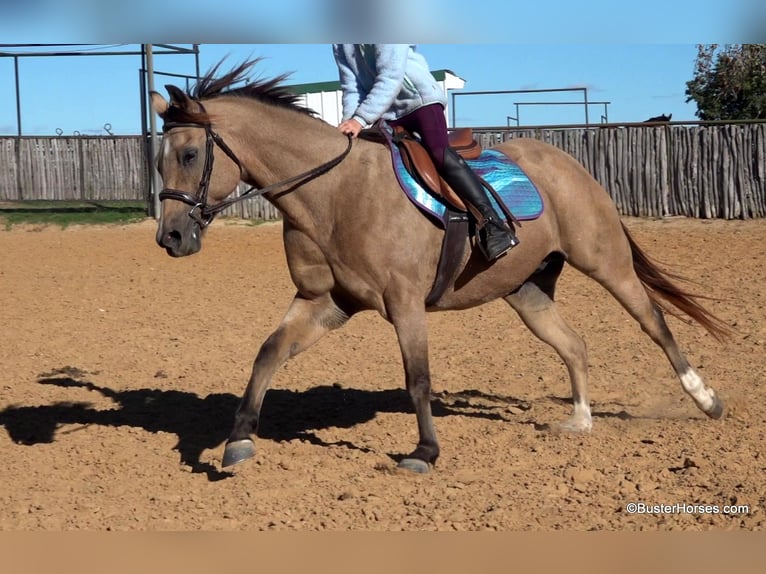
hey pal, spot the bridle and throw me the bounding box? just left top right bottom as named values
left=158, top=102, right=354, bottom=228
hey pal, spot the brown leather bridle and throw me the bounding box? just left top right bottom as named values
left=158, top=103, right=353, bottom=228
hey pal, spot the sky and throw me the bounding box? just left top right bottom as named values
left=0, top=44, right=717, bottom=136
left=0, top=0, right=763, bottom=136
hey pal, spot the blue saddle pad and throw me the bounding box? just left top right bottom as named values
left=391, top=145, right=544, bottom=227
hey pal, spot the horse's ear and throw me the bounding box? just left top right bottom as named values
left=150, top=91, right=169, bottom=117
left=165, top=84, right=191, bottom=109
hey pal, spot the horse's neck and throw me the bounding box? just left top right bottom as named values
left=227, top=102, right=370, bottom=229
left=229, top=104, right=331, bottom=174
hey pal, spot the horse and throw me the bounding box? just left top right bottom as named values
left=149, top=60, right=729, bottom=474
left=644, top=113, right=672, bottom=123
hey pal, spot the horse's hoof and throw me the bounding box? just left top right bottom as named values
left=705, top=396, right=725, bottom=420
left=557, top=417, right=592, bottom=433
left=397, top=458, right=431, bottom=474
left=222, top=439, right=255, bottom=468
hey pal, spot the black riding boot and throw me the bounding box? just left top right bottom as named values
left=440, top=148, right=519, bottom=261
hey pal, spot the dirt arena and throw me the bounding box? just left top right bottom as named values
left=0, top=216, right=764, bottom=531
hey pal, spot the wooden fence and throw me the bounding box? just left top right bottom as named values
left=0, top=135, right=283, bottom=220
left=0, top=136, right=147, bottom=202
left=2, top=123, right=765, bottom=219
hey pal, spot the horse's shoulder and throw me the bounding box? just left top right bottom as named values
left=283, top=224, right=336, bottom=297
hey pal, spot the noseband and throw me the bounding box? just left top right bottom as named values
left=158, top=103, right=353, bottom=228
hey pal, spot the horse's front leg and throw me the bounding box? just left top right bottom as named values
left=388, top=298, right=439, bottom=473
left=222, top=291, right=349, bottom=468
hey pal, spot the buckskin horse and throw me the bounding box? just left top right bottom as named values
left=150, top=60, right=728, bottom=473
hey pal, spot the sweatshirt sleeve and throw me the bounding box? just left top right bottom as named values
left=333, top=44, right=362, bottom=123
left=350, top=44, right=409, bottom=127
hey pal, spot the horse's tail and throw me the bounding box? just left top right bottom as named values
left=623, top=222, right=732, bottom=341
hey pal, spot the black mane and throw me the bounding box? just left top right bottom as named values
left=185, top=58, right=315, bottom=117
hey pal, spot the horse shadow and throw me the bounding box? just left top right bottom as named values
left=0, top=368, right=525, bottom=481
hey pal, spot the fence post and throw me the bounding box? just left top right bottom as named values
left=78, top=138, right=86, bottom=201
left=14, top=138, right=23, bottom=201
left=663, top=123, right=672, bottom=216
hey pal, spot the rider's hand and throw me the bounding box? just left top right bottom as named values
left=337, top=119, right=363, bottom=138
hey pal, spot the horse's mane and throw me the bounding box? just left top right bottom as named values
left=168, top=58, right=316, bottom=124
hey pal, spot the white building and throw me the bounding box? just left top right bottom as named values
left=287, top=70, right=466, bottom=128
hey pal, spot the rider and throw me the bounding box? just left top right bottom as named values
left=333, top=44, right=519, bottom=261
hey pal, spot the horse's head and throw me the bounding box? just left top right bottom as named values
left=150, top=86, right=242, bottom=257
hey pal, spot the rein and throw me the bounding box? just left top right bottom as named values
left=159, top=104, right=353, bottom=228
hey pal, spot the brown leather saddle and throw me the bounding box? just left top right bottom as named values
left=391, top=126, right=480, bottom=213
left=389, top=126, right=519, bottom=229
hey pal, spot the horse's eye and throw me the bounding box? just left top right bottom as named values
left=182, top=148, right=198, bottom=166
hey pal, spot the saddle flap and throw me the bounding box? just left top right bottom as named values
left=393, top=126, right=467, bottom=211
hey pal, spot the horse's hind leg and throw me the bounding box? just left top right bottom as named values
left=504, top=256, right=592, bottom=431
left=583, top=251, right=724, bottom=419
left=222, top=291, right=350, bottom=467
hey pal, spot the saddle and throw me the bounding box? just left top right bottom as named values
left=387, top=126, right=520, bottom=230
left=391, top=126, right=480, bottom=212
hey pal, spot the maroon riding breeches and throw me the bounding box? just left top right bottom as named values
left=388, top=103, right=450, bottom=170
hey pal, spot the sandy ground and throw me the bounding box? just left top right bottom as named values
left=0, top=216, right=764, bottom=531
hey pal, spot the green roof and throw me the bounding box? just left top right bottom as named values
left=287, top=69, right=459, bottom=95
left=432, top=70, right=458, bottom=81
left=288, top=80, right=341, bottom=95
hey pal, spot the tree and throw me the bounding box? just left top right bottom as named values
left=685, top=44, right=766, bottom=121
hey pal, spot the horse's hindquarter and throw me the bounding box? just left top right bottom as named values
left=492, top=139, right=629, bottom=263
left=432, top=138, right=627, bottom=309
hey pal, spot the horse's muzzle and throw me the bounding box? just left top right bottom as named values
left=156, top=218, right=202, bottom=257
